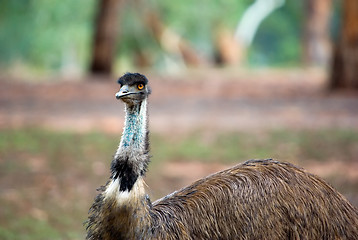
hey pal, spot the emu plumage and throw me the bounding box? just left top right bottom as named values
left=86, top=73, right=358, bottom=240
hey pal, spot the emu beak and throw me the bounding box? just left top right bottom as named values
left=115, top=85, right=132, bottom=99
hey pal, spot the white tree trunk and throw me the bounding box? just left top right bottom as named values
left=235, top=0, right=285, bottom=47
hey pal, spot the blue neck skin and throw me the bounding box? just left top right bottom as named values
left=119, top=100, right=147, bottom=151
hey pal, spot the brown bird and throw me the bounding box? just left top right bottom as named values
left=86, top=72, right=358, bottom=240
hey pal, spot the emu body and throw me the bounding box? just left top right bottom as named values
left=86, top=73, right=358, bottom=240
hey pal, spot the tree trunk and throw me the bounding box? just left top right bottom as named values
left=90, top=0, right=121, bottom=76
left=145, top=12, right=204, bottom=67
left=303, top=0, right=332, bottom=67
left=231, top=0, right=285, bottom=65
left=214, top=27, right=241, bottom=65
left=330, top=0, right=358, bottom=89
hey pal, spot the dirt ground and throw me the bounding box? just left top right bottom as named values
left=1, top=68, right=358, bottom=133
left=1, top=68, right=358, bottom=206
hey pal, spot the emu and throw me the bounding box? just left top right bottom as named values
left=86, top=72, right=358, bottom=240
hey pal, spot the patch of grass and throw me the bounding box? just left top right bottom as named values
left=0, top=128, right=117, bottom=240
left=151, top=129, right=358, bottom=164
left=0, top=216, right=83, bottom=240
left=0, top=127, right=357, bottom=238
left=298, top=129, right=358, bottom=161
left=6, top=218, right=61, bottom=240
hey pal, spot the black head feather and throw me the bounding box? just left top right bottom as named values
left=117, top=72, right=149, bottom=87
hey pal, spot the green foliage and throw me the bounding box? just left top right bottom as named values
left=0, top=0, right=339, bottom=73
left=0, top=0, right=95, bottom=72
left=152, top=0, right=249, bottom=47
left=248, top=1, right=304, bottom=66
left=116, top=0, right=250, bottom=67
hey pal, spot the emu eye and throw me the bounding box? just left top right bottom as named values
left=137, top=84, right=144, bottom=90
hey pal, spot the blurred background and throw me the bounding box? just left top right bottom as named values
left=1, top=0, right=358, bottom=239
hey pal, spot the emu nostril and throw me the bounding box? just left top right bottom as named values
left=115, top=87, right=129, bottom=99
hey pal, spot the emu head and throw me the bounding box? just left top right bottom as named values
left=115, top=73, right=151, bottom=106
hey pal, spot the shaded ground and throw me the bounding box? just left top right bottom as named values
left=1, top=68, right=358, bottom=133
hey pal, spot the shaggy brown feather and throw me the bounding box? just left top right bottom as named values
left=150, top=159, right=358, bottom=239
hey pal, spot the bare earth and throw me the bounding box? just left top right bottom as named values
left=1, top=68, right=358, bottom=133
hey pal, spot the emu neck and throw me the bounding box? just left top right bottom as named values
left=112, top=99, right=149, bottom=191
left=119, top=99, right=148, bottom=151
left=100, top=98, right=151, bottom=239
